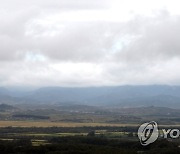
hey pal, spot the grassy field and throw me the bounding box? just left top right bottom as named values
left=0, top=120, right=139, bottom=127
left=0, top=120, right=180, bottom=127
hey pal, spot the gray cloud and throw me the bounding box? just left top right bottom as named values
left=0, top=0, right=180, bottom=86
left=112, top=13, right=180, bottom=63
left=0, top=0, right=111, bottom=11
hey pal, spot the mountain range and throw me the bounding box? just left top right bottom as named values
left=0, top=85, right=180, bottom=108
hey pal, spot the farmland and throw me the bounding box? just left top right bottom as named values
left=0, top=120, right=138, bottom=127
left=1, top=104, right=180, bottom=153
left=0, top=125, right=180, bottom=153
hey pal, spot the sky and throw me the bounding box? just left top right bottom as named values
left=1, top=0, right=180, bottom=87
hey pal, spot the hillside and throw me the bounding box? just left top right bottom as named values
left=1, top=85, right=180, bottom=108
left=26, top=85, right=180, bottom=108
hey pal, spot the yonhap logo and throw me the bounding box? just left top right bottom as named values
left=138, top=121, right=180, bottom=146
left=138, top=121, right=159, bottom=146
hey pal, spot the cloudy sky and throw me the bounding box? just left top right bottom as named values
left=1, top=0, right=180, bottom=87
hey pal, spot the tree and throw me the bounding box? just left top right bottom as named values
left=87, top=131, right=95, bottom=137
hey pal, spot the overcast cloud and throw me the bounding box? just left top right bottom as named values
left=1, top=0, right=180, bottom=87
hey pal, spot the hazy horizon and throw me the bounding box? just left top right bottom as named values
left=2, top=84, right=180, bottom=91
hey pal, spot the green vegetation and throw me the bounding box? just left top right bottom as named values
left=1, top=104, right=180, bottom=153
left=0, top=126, right=179, bottom=153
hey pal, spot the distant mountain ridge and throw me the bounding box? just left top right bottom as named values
left=0, top=104, right=16, bottom=111
left=1, top=85, right=180, bottom=108
left=0, top=87, right=9, bottom=95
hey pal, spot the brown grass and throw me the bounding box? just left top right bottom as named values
left=0, top=121, right=138, bottom=127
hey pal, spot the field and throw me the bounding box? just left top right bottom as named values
left=1, top=105, right=180, bottom=153
left=0, top=124, right=180, bottom=153
left=1, top=120, right=180, bottom=128
left=0, top=120, right=139, bottom=127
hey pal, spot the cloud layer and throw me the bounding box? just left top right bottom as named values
left=1, top=0, right=180, bottom=87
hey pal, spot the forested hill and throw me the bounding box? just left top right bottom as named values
left=1, top=85, right=180, bottom=108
